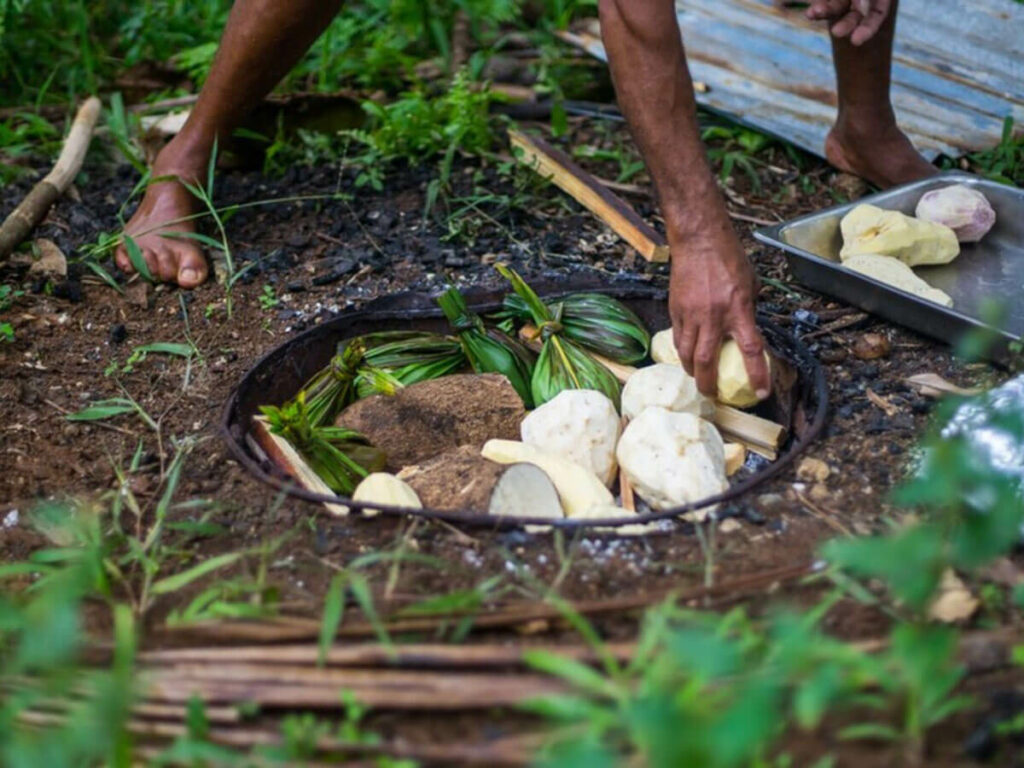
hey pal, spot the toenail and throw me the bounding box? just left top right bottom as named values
left=180, top=269, right=198, bottom=283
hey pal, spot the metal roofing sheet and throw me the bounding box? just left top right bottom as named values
left=564, top=0, right=1024, bottom=160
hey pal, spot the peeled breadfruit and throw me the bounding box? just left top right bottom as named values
left=839, top=204, right=959, bottom=266
left=482, top=439, right=613, bottom=519
left=843, top=253, right=953, bottom=307
left=621, top=363, right=713, bottom=420
left=520, top=389, right=621, bottom=487
left=717, top=340, right=771, bottom=409
left=351, top=472, right=422, bottom=517
left=651, top=330, right=770, bottom=409
left=915, top=184, right=996, bottom=243
left=616, top=407, right=728, bottom=516
left=651, top=329, right=681, bottom=365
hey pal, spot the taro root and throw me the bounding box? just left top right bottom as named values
left=350, top=473, right=422, bottom=517
left=520, top=389, right=621, bottom=487
left=622, top=363, right=712, bottom=421
left=843, top=253, right=953, bottom=307
left=335, top=373, right=525, bottom=471
left=650, top=328, right=681, bottom=365
left=839, top=204, right=959, bottom=266
left=616, top=407, right=728, bottom=516
left=481, top=439, right=614, bottom=519
left=400, top=445, right=563, bottom=520
left=915, top=184, right=996, bottom=243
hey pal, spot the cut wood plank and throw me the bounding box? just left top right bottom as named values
left=250, top=416, right=349, bottom=516
left=509, top=128, right=669, bottom=263
left=0, top=97, right=102, bottom=261
left=712, top=404, right=786, bottom=452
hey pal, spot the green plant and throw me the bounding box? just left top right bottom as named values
left=702, top=124, right=773, bottom=192
left=0, top=282, right=22, bottom=341
left=259, top=283, right=280, bottom=311
left=965, top=116, right=1023, bottom=186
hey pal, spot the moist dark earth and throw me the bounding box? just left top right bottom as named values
left=0, top=118, right=1013, bottom=766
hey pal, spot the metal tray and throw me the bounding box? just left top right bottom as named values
left=754, top=172, right=1024, bottom=360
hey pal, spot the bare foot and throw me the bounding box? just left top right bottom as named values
left=115, top=142, right=210, bottom=288
left=825, top=120, right=938, bottom=189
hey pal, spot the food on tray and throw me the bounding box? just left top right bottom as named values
left=336, top=373, right=525, bottom=471
left=915, top=184, right=996, bottom=243
left=839, top=204, right=959, bottom=266
left=259, top=395, right=386, bottom=494
left=437, top=286, right=536, bottom=407
left=399, top=445, right=563, bottom=519
left=520, top=389, right=621, bottom=487
left=716, top=340, right=772, bottom=408
left=351, top=473, right=422, bottom=515
left=482, top=439, right=614, bottom=518
left=724, top=442, right=746, bottom=476
left=843, top=253, right=954, bottom=307
left=501, top=291, right=651, bottom=364
left=497, top=265, right=621, bottom=409
left=621, top=363, right=712, bottom=420
left=616, top=407, right=728, bottom=515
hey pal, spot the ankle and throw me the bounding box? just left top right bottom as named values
left=833, top=107, right=901, bottom=145
left=152, top=134, right=214, bottom=181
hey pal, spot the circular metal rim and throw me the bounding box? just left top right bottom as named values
left=220, top=288, right=829, bottom=530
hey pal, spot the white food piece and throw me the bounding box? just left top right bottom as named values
left=521, top=389, right=621, bottom=487
left=915, top=184, right=996, bottom=243
left=843, top=253, right=954, bottom=307
left=351, top=473, right=422, bottom=517
left=840, top=204, right=959, bottom=266
left=651, top=328, right=681, bottom=365
left=481, top=439, right=614, bottom=518
left=724, top=443, right=746, bottom=476
left=621, top=363, right=713, bottom=420
left=717, top=340, right=771, bottom=409
left=616, top=407, right=728, bottom=518
left=488, top=463, right=565, bottom=520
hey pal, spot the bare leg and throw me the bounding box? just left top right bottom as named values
left=824, top=0, right=937, bottom=188
left=116, top=0, right=342, bottom=287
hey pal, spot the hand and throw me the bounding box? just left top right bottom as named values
left=668, top=227, right=771, bottom=400
left=806, top=0, right=892, bottom=46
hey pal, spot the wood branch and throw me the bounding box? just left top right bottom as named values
left=154, top=561, right=818, bottom=645
left=138, top=641, right=636, bottom=668
left=508, top=128, right=670, bottom=262
left=0, top=97, right=102, bottom=261
left=251, top=416, right=349, bottom=516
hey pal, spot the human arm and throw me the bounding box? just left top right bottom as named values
left=597, top=0, right=770, bottom=399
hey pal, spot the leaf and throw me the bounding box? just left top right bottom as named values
left=151, top=552, right=243, bottom=595
left=318, top=572, right=346, bottom=667
left=523, top=650, right=619, bottom=699
left=159, top=230, right=226, bottom=251
left=838, top=723, right=901, bottom=742
left=123, top=235, right=154, bottom=283
left=66, top=398, right=137, bottom=422
left=135, top=342, right=194, bottom=358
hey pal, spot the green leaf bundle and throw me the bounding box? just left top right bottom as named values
left=260, top=394, right=386, bottom=495
left=353, top=331, right=466, bottom=398
left=437, top=286, right=536, bottom=408
left=502, top=292, right=650, bottom=364
left=495, top=265, right=621, bottom=410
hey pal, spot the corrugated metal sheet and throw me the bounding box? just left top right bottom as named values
left=563, top=0, right=1024, bottom=160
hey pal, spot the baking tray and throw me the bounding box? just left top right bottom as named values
left=754, top=172, right=1024, bottom=360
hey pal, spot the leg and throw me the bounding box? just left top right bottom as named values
left=116, top=0, right=342, bottom=287
left=824, top=0, right=937, bottom=188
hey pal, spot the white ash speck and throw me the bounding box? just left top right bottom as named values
left=462, top=549, right=483, bottom=568
left=3, top=509, right=19, bottom=528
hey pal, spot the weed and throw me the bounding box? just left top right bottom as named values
left=964, top=117, right=1023, bottom=186
left=259, top=283, right=280, bottom=311
left=702, top=123, right=773, bottom=192
left=1, top=282, right=22, bottom=341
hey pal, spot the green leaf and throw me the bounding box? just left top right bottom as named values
left=82, top=258, right=124, bottom=294
left=523, top=650, right=619, bottom=699
left=838, top=723, right=901, bottom=742
left=135, top=342, right=194, bottom=358
left=123, top=235, right=154, bottom=283
left=318, top=572, right=346, bottom=667
left=151, top=552, right=243, bottom=595
left=66, top=398, right=137, bottom=422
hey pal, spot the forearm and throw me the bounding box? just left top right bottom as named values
left=598, top=0, right=731, bottom=252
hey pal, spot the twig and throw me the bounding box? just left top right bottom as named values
left=793, top=490, right=853, bottom=537
left=0, top=97, right=102, bottom=260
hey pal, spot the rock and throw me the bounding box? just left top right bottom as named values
left=853, top=332, right=891, bottom=360
left=718, top=518, right=742, bottom=533
left=928, top=569, right=979, bottom=623
left=109, top=323, right=128, bottom=345
left=124, top=280, right=152, bottom=309
left=28, top=239, right=67, bottom=278
left=796, top=457, right=830, bottom=484
left=833, top=172, right=870, bottom=201
left=756, top=493, right=786, bottom=513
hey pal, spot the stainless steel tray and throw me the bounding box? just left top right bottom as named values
left=754, top=172, right=1024, bottom=359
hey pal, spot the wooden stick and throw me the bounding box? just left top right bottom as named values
left=508, top=129, right=670, bottom=263
left=251, top=416, right=349, bottom=517
left=0, top=97, right=102, bottom=260
left=139, top=641, right=635, bottom=668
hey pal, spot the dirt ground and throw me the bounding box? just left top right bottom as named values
left=0, top=117, right=1007, bottom=765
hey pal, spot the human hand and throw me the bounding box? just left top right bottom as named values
left=806, top=0, right=893, bottom=46
left=668, top=227, right=771, bottom=400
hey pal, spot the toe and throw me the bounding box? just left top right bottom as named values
left=177, top=247, right=208, bottom=288
left=114, top=243, right=134, bottom=274
left=153, top=247, right=180, bottom=283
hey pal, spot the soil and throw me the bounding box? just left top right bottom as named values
left=0, top=116, right=1012, bottom=766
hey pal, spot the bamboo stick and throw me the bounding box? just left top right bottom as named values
left=0, top=97, right=102, bottom=260
left=509, top=129, right=670, bottom=262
